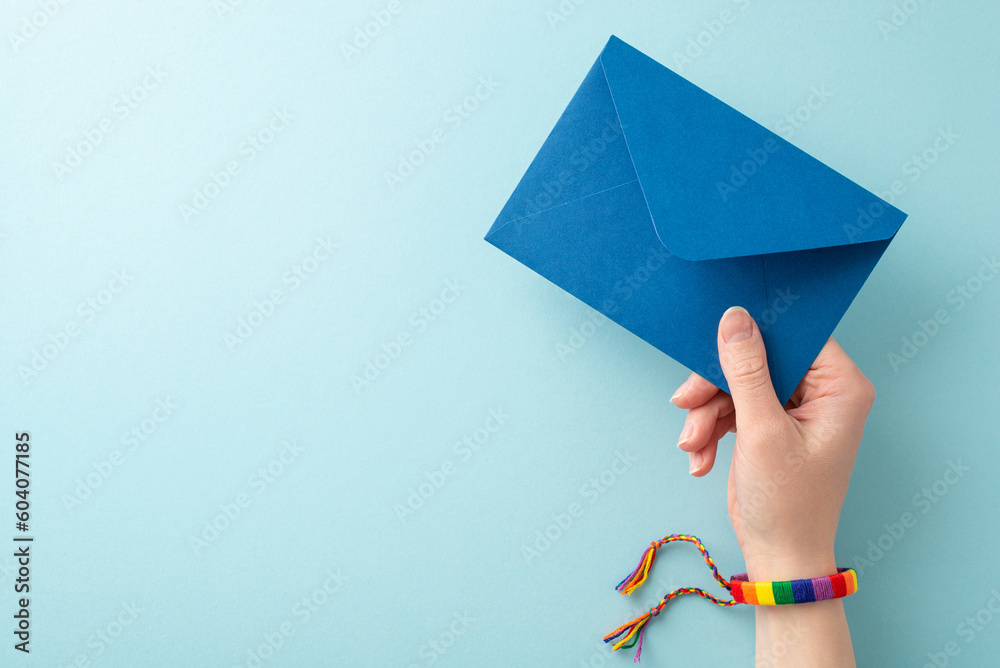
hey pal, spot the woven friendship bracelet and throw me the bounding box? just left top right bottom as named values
left=729, top=568, right=858, bottom=605
left=602, top=534, right=858, bottom=662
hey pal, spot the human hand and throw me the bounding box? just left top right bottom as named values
left=671, top=306, right=875, bottom=581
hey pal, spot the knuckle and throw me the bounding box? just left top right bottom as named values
left=819, top=364, right=875, bottom=411
left=857, top=376, right=876, bottom=409
left=728, top=352, right=768, bottom=384
left=837, top=371, right=875, bottom=412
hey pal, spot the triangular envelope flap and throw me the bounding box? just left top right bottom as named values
left=487, top=58, right=639, bottom=239
left=598, top=36, right=907, bottom=262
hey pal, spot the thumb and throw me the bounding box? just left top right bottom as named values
left=717, top=306, right=786, bottom=432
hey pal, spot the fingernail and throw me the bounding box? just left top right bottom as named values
left=670, top=381, right=689, bottom=404
left=689, top=450, right=703, bottom=474
left=721, top=306, right=753, bottom=344
left=677, top=422, right=694, bottom=446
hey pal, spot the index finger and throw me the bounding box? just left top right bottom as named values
left=670, top=371, right=722, bottom=409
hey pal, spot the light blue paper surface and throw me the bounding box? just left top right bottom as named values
left=1, top=2, right=998, bottom=666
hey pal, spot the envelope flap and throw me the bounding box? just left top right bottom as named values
left=598, top=36, right=907, bottom=262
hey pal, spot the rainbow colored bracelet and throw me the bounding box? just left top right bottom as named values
left=602, top=534, right=858, bottom=662
left=729, top=568, right=857, bottom=605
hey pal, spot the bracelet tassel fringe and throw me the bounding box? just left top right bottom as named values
left=602, top=534, right=738, bottom=662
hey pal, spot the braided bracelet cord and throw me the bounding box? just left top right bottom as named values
left=602, top=535, right=736, bottom=662
left=602, top=534, right=858, bottom=663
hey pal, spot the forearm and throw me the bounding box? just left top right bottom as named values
left=754, top=599, right=854, bottom=668
left=747, top=555, right=856, bottom=668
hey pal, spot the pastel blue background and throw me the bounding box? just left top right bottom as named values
left=1, top=1, right=997, bottom=666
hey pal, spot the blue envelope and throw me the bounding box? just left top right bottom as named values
left=485, top=36, right=906, bottom=403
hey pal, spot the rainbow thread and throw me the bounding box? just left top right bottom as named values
left=729, top=568, right=858, bottom=605
left=602, top=534, right=858, bottom=662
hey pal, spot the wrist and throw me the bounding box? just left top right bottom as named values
left=743, top=549, right=838, bottom=582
